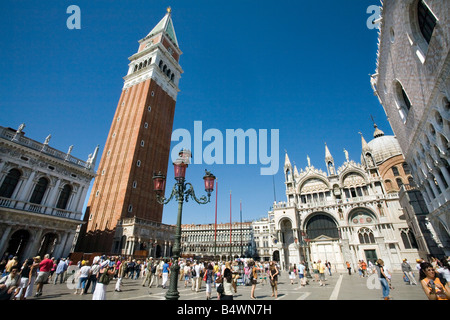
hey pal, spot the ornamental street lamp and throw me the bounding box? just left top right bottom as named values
left=152, top=149, right=215, bottom=300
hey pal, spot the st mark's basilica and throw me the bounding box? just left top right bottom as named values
left=270, top=124, right=430, bottom=272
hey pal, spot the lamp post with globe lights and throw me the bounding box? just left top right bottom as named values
left=152, top=149, right=216, bottom=300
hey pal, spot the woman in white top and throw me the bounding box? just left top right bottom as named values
left=220, top=268, right=234, bottom=300
left=75, top=260, right=91, bottom=295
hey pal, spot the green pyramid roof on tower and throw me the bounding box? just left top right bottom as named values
left=146, top=8, right=179, bottom=48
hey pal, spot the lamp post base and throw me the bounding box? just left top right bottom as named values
left=165, top=263, right=180, bottom=300
left=165, top=291, right=180, bottom=300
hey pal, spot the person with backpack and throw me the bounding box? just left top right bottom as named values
left=191, top=261, right=197, bottom=291
left=141, top=258, right=153, bottom=287
left=92, top=262, right=114, bottom=300
left=149, top=260, right=158, bottom=288
left=183, top=261, right=192, bottom=288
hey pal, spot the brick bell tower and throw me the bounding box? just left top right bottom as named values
left=76, top=8, right=183, bottom=253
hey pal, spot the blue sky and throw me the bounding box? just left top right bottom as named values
left=0, top=0, right=390, bottom=225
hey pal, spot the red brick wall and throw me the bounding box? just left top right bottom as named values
left=77, top=79, right=176, bottom=253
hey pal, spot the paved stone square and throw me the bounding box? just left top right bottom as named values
left=26, top=271, right=426, bottom=301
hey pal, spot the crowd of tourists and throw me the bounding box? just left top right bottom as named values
left=344, top=256, right=450, bottom=300
left=0, top=253, right=74, bottom=300
left=1, top=253, right=449, bottom=301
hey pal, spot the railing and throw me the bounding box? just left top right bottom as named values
left=0, top=127, right=89, bottom=169
left=0, top=196, right=82, bottom=220
left=273, top=193, right=398, bottom=210
left=118, top=217, right=176, bottom=232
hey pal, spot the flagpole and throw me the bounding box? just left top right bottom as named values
left=214, top=179, right=218, bottom=257
left=230, top=190, right=232, bottom=260
left=240, top=200, right=243, bottom=257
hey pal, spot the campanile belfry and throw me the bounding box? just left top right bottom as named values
left=76, top=8, right=183, bottom=253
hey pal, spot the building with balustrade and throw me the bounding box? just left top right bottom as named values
left=181, top=222, right=253, bottom=260
left=0, top=125, right=97, bottom=261
left=270, top=125, right=423, bottom=272
left=370, top=0, right=450, bottom=256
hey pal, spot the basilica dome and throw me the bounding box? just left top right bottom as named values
left=366, top=125, right=403, bottom=164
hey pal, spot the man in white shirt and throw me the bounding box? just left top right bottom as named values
left=194, top=262, right=203, bottom=292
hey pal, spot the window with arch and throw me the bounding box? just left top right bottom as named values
left=358, top=227, right=375, bottom=244
left=394, top=81, right=412, bottom=123
left=433, top=175, right=442, bottom=194
left=402, top=163, right=411, bottom=175
left=401, top=87, right=412, bottom=112
left=417, top=0, right=437, bottom=44
left=350, top=209, right=377, bottom=225
left=29, top=177, right=49, bottom=204
left=305, top=214, right=339, bottom=239
left=401, top=229, right=418, bottom=249
left=392, top=166, right=400, bottom=176
left=285, top=169, right=291, bottom=182
left=0, top=168, right=21, bottom=198
left=56, top=184, right=72, bottom=209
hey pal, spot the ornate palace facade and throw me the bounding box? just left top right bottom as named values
left=0, top=125, right=96, bottom=261
left=270, top=126, right=422, bottom=271
left=370, top=0, right=450, bottom=256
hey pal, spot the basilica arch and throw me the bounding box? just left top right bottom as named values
left=303, top=212, right=342, bottom=269
left=304, top=212, right=339, bottom=240
left=275, top=217, right=300, bottom=270
left=347, top=207, right=378, bottom=226
left=298, top=176, right=330, bottom=194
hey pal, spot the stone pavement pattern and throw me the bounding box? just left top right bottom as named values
left=26, top=271, right=427, bottom=301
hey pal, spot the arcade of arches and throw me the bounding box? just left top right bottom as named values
left=274, top=208, right=420, bottom=271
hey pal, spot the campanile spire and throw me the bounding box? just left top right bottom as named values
left=76, top=10, right=183, bottom=253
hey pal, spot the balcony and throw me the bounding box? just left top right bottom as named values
left=273, top=194, right=397, bottom=211
left=0, top=196, right=82, bottom=221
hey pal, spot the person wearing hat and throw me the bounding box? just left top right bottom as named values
left=74, top=260, right=91, bottom=295
left=401, top=258, right=417, bottom=285
left=92, top=261, right=115, bottom=300
left=416, top=258, right=423, bottom=273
